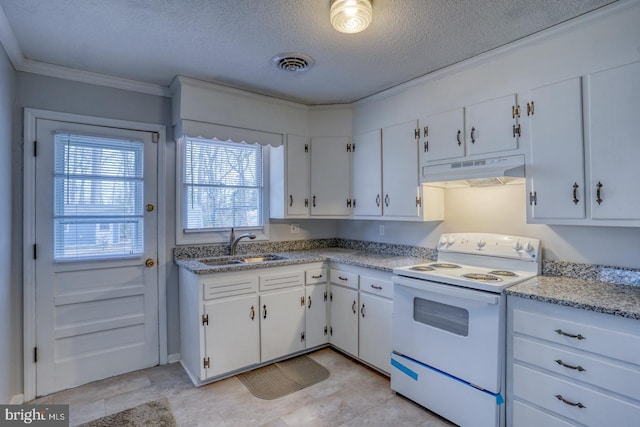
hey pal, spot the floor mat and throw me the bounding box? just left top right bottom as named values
left=75, top=398, right=176, bottom=427
left=237, top=355, right=330, bottom=400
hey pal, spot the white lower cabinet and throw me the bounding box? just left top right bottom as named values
left=507, top=296, right=640, bottom=427
left=329, top=264, right=393, bottom=373
left=179, top=262, right=326, bottom=386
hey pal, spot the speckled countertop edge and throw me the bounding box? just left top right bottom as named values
left=505, top=276, right=640, bottom=320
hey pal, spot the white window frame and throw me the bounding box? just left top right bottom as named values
left=176, top=136, right=271, bottom=245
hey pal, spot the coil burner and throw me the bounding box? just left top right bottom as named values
left=462, top=273, right=503, bottom=282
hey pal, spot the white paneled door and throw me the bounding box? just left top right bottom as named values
left=34, top=119, right=159, bottom=396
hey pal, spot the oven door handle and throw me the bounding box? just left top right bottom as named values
left=393, top=276, right=500, bottom=305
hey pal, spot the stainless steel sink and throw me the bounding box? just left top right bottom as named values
left=199, top=254, right=287, bottom=266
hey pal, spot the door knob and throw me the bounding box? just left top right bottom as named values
left=145, top=258, right=155, bottom=268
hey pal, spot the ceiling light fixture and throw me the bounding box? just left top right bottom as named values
left=330, top=0, right=373, bottom=34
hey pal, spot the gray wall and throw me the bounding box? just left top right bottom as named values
left=0, top=44, right=16, bottom=403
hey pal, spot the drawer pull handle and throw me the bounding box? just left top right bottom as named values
left=338, top=276, right=348, bottom=281
left=360, top=303, right=366, bottom=318
left=263, top=304, right=268, bottom=319
left=250, top=305, right=255, bottom=321
left=308, top=296, right=312, bottom=309
left=370, top=284, right=383, bottom=290
left=554, top=329, right=586, bottom=340
left=555, top=359, right=586, bottom=372
left=352, top=300, right=357, bottom=314
left=311, top=274, right=323, bottom=279
left=554, top=394, right=586, bottom=409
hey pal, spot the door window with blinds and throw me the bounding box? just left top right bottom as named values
left=182, top=137, right=264, bottom=232
left=54, top=132, right=144, bottom=260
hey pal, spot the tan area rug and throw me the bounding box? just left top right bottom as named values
left=76, top=398, right=176, bottom=427
left=237, top=355, right=330, bottom=400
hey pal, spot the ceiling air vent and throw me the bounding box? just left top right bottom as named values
left=271, top=52, right=315, bottom=73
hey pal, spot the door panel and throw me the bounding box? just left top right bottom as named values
left=352, top=129, right=382, bottom=216
left=35, top=119, right=159, bottom=396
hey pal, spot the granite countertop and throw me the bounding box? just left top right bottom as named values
left=506, top=276, right=640, bottom=320
left=175, top=247, right=433, bottom=275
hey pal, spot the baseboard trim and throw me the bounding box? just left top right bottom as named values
left=167, top=353, right=181, bottom=364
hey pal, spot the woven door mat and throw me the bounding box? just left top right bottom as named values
left=237, top=355, right=330, bottom=400
left=75, top=398, right=176, bottom=427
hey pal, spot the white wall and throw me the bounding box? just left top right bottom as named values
left=0, top=42, right=16, bottom=403
left=342, top=1, right=640, bottom=269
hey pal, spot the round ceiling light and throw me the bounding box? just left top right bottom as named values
left=271, top=52, right=315, bottom=73
left=330, top=0, right=373, bottom=34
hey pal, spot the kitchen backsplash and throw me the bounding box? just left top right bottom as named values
left=173, top=239, right=639, bottom=287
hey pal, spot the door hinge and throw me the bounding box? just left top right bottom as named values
left=529, top=191, right=537, bottom=206
left=416, top=196, right=422, bottom=207
left=152, top=132, right=159, bottom=143
left=424, top=140, right=428, bottom=152
left=414, top=128, right=420, bottom=140
left=512, top=105, right=521, bottom=119
left=323, top=291, right=327, bottom=301
left=346, top=198, right=351, bottom=208
left=300, top=296, right=305, bottom=306
left=300, top=331, right=305, bottom=342
left=304, top=198, right=309, bottom=207
left=527, top=101, right=535, bottom=116
left=346, top=143, right=351, bottom=152
left=324, top=326, right=328, bottom=336
left=423, top=126, right=429, bottom=137
left=33, top=244, right=37, bottom=260
left=304, top=144, right=309, bottom=153
left=512, top=124, right=521, bottom=138
left=34, top=347, right=38, bottom=363
left=202, top=314, right=209, bottom=326
left=203, top=357, right=210, bottom=369
left=33, top=140, right=37, bottom=157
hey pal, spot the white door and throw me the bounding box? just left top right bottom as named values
left=382, top=121, right=420, bottom=218
left=34, top=119, right=159, bottom=396
left=329, top=285, right=358, bottom=356
left=421, top=108, right=466, bottom=162
left=305, top=284, right=328, bottom=348
left=528, top=77, right=586, bottom=220
left=352, top=129, right=382, bottom=217
left=359, top=292, right=392, bottom=373
left=466, top=93, right=518, bottom=156
left=286, top=134, right=310, bottom=216
left=260, top=288, right=306, bottom=362
left=310, top=136, right=351, bottom=216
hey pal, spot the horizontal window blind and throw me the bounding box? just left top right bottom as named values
left=54, top=133, right=144, bottom=260
left=183, top=138, right=263, bottom=231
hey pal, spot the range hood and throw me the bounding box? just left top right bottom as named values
left=421, top=154, right=525, bottom=188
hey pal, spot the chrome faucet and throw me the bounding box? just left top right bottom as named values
left=229, top=227, right=256, bottom=255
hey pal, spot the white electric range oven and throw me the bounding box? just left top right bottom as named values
left=391, top=233, right=541, bottom=427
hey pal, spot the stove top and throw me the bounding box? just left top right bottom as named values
left=393, top=233, right=542, bottom=293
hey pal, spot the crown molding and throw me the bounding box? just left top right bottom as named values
left=0, top=4, right=23, bottom=68
left=354, top=0, right=639, bottom=106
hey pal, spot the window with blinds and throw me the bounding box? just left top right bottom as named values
left=54, top=133, right=144, bottom=260
left=183, top=138, right=263, bottom=231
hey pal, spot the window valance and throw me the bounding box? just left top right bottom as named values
left=175, top=119, right=283, bottom=147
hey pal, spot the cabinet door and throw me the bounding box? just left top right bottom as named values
left=260, top=288, right=306, bottom=362
left=352, top=129, right=382, bottom=217
left=310, top=136, right=351, bottom=216
left=421, top=108, right=465, bottom=162
left=466, top=94, right=518, bottom=156
left=329, top=285, right=358, bottom=356
left=306, top=284, right=328, bottom=348
left=359, top=293, right=392, bottom=373
left=587, top=61, right=640, bottom=220
left=381, top=121, right=420, bottom=218
left=528, top=77, right=586, bottom=220
left=203, top=295, right=259, bottom=378
left=286, top=134, right=310, bottom=216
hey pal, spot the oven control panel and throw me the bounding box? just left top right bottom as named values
left=437, top=233, right=541, bottom=261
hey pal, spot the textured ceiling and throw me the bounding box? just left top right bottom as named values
left=0, top=0, right=618, bottom=105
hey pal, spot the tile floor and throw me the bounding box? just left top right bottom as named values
left=31, top=348, right=455, bottom=426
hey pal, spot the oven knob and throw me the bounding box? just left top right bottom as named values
left=447, top=236, right=456, bottom=246
left=512, top=241, right=522, bottom=251
left=439, top=237, right=448, bottom=247
left=524, top=241, right=535, bottom=253
left=476, top=238, right=486, bottom=250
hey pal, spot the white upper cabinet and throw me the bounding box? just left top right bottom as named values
left=587, top=61, right=640, bottom=222
left=420, top=108, right=466, bottom=162
left=466, top=93, right=520, bottom=156
left=310, top=136, right=352, bottom=217
left=526, top=77, right=586, bottom=221
left=352, top=129, right=382, bottom=217
left=270, top=134, right=310, bottom=219
left=381, top=121, right=421, bottom=218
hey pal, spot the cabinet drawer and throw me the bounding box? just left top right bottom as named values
left=259, top=271, right=304, bottom=291
left=512, top=400, right=575, bottom=427
left=513, top=308, right=640, bottom=365
left=360, top=275, right=393, bottom=299
left=330, top=269, right=358, bottom=289
left=513, top=364, right=640, bottom=427
left=514, top=336, right=640, bottom=400
left=305, top=268, right=327, bottom=285
left=202, top=276, right=258, bottom=300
